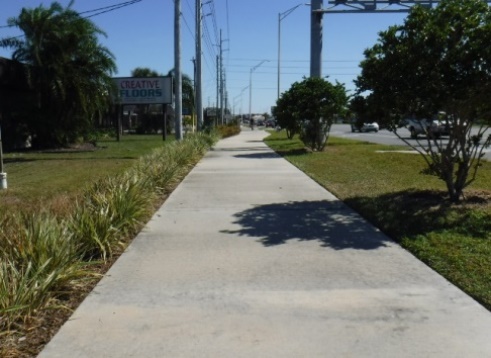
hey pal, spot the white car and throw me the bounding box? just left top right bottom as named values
left=352, top=120, right=379, bottom=133
left=402, top=118, right=443, bottom=139
left=360, top=122, right=379, bottom=132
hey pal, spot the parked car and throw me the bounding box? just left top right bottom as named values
left=351, top=119, right=379, bottom=133
left=401, top=118, right=444, bottom=139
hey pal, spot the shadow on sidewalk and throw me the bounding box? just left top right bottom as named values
left=221, top=200, right=390, bottom=250
left=234, top=152, right=280, bottom=159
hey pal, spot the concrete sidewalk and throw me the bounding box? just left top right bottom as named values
left=40, top=129, right=491, bottom=357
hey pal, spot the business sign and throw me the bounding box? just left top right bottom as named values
left=113, top=76, right=173, bottom=104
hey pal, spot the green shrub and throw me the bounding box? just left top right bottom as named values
left=71, top=175, right=150, bottom=260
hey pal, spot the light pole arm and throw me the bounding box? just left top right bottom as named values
left=280, top=3, right=307, bottom=21
left=277, top=3, right=310, bottom=100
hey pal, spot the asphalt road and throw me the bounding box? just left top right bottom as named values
left=330, top=124, right=491, bottom=161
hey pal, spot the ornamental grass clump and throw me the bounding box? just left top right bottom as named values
left=0, top=214, right=85, bottom=331
left=0, top=132, right=219, bottom=332
left=70, top=173, right=153, bottom=261
left=133, top=145, right=183, bottom=195
left=132, top=132, right=218, bottom=195
left=69, top=132, right=219, bottom=261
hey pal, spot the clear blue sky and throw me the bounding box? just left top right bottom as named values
left=0, top=0, right=408, bottom=114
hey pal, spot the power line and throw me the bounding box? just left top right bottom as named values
left=227, top=64, right=359, bottom=69
left=80, top=0, right=144, bottom=18
left=0, top=0, right=145, bottom=37
left=227, top=58, right=361, bottom=63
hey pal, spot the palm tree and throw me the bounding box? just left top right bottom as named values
left=0, top=1, right=117, bottom=147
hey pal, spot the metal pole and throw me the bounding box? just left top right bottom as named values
left=175, top=0, right=183, bottom=140
left=163, top=104, right=167, bottom=141
left=310, top=0, right=323, bottom=78
left=221, top=71, right=226, bottom=124
left=192, top=57, right=196, bottom=131
left=278, top=4, right=310, bottom=100
left=219, top=30, right=224, bottom=125
left=117, top=104, right=122, bottom=142
left=249, top=69, right=253, bottom=125
left=216, top=55, right=219, bottom=126
left=196, top=0, right=203, bottom=130
left=277, top=12, right=281, bottom=100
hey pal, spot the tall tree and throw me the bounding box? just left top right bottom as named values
left=356, top=0, right=491, bottom=202
left=0, top=1, right=116, bottom=147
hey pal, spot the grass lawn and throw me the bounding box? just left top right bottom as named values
left=265, top=131, right=491, bottom=310
left=0, top=134, right=170, bottom=212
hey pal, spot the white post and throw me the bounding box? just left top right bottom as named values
left=0, top=117, right=6, bottom=189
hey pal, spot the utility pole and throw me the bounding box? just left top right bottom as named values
left=310, top=0, right=323, bottom=78
left=219, top=29, right=224, bottom=125
left=195, top=0, right=203, bottom=130
left=174, top=0, right=183, bottom=140
left=222, top=72, right=227, bottom=124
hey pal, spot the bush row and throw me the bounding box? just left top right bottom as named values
left=0, top=132, right=219, bottom=331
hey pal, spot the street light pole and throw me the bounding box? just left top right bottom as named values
left=278, top=3, right=310, bottom=100
left=249, top=60, right=268, bottom=125
left=233, top=85, right=249, bottom=120
left=195, top=0, right=203, bottom=130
